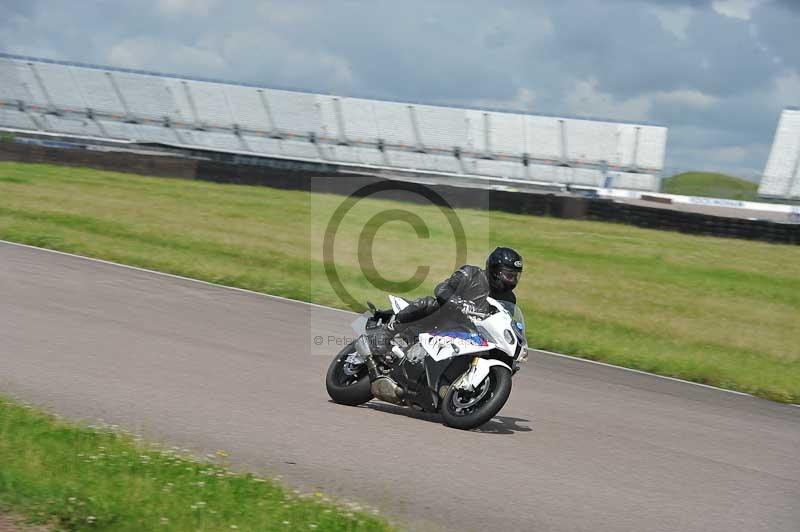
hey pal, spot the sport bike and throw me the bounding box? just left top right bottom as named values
left=325, top=295, right=527, bottom=430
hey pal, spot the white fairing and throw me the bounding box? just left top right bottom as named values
left=412, top=296, right=525, bottom=374
left=419, top=332, right=494, bottom=362
left=453, top=358, right=512, bottom=392
left=388, top=295, right=410, bottom=314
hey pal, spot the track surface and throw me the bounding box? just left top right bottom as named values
left=1, top=242, right=798, bottom=531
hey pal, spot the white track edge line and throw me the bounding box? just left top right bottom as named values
left=3, top=238, right=798, bottom=407
left=0, top=239, right=355, bottom=316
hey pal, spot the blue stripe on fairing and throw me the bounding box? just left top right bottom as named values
left=432, top=331, right=488, bottom=346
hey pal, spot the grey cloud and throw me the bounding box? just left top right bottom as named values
left=0, top=0, right=798, bottom=178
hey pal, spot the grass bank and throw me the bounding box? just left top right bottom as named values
left=0, top=162, right=798, bottom=402
left=661, top=171, right=760, bottom=201
left=0, top=395, right=392, bottom=531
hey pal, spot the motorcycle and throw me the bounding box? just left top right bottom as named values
left=325, top=295, right=528, bottom=430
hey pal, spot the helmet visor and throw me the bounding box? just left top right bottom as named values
left=497, top=266, right=521, bottom=286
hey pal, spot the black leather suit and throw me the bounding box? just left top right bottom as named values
left=394, top=265, right=516, bottom=328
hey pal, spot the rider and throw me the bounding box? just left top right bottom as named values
left=370, top=247, right=523, bottom=351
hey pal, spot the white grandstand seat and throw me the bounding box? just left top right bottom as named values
left=235, top=135, right=277, bottom=156
left=571, top=167, right=605, bottom=187
left=487, top=111, right=526, bottom=158
left=180, top=80, right=234, bottom=128
left=136, top=123, right=188, bottom=145
left=223, top=86, right=272, bottom=132
left=386, top=150, right=428, bottom=169
left=279, top=139, right=322, bottom=160
left=110, top=72, right=177, bottom=121
left=41, top=114, right=103, bottom=137
left=8, top=62, right=50, bottom=109
left=614, top=172, right=658, bottom=191
left=29, top=62, right=85, bottom=112
left=94, top=120, right=139, bottom=140
left=566, top=120, right=617, bottom=166
left=760, top=109, right=800, bottom=199
left=635, top=128, right=668, bottom=171
left=425, top=153, right=462, bottom=174
left=73, top=69, right=128, bottom=116
left=524, top=116, right=561, bottom=162
left=264, top=89, right=319, bottom=137
left=314, top=95, right=342, bottom=143
left=412, top=105, right=468, bottom=152
left=350, top=146, right=388, bottom=166
left=0, top=59, right=27, bottom=102
left=339, top=98, right=380, bottom=144
left=0, top=108, right=39, bottom=130
left=371, top=101, right=417, bottom=147
left=0, top=56, right=668, bottom=192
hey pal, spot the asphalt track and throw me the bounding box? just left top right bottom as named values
left=1, top=241, right=798, bottom=531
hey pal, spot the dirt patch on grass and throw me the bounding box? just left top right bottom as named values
left=0, top=513, right=48, bottom=532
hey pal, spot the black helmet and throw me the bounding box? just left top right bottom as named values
left=486, top=247, right=523, bottom=292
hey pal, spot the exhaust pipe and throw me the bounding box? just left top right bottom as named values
left=371, top=377, right=405, bottom=404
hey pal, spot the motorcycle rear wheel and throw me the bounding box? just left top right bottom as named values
left=441, top=366, right=512, bottom=430
left=326, top=342, right=373, bottom=406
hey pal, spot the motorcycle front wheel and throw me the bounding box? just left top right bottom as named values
left=325, top=342, right=373, bottom=406
left=441, top=366, right=512, bottom=430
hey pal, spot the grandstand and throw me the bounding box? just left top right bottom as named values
left=760, top=108, right=800, bottom=200
left=0, top=53, right=667, bottom=191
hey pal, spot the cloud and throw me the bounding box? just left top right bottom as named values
left=652, top=5, right=696, bottom=40
left=155, top=0, right=220, bottom=17
left=0, top=0, right=799, bottom=179
left=711, top=0, right=763, bottom=20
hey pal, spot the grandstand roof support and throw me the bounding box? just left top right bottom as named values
left=482, top=112, right=494, bottom=159
left=332, top=98, right=350, bottom=145
left=26, top=62, right=58, bottom=115
left=558, top=119, right=569, bottom=166
left=105, top=72, right=136, bottom=123
left=182, top=81, right=206, bottom=130
left=24, top=108, right=44, bottom=131
left=632, top=126, right=641, bottom=172
left=256, top=89, right=282, bottom=139
left=408, top=105, right=426, bottom=153
left=787, top=142, right=800, bottom=198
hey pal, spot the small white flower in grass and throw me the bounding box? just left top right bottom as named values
left=282, top=521, right=290, bottom=526
left=86, top=516, right=96, bottom=523
left=160, top=517, right=169, bottom=525
left=68, top=497, right=77, bottom=503
left=308, top=524, right=317, bottom=529
left=230, top=526, right=238, bottom=529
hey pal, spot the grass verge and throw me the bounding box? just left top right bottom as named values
left=0, top=162, right=798, bottom=403
left=0, top=395, right=392, bottom=531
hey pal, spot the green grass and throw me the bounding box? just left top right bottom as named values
left=0, top=162, right=799, bottom=403
left=0, top=396, right=393, bottom=531
left=660, top=171, right=760, bottom=201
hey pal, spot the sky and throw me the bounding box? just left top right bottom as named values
left=1, top=0, right=798, bottom=180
